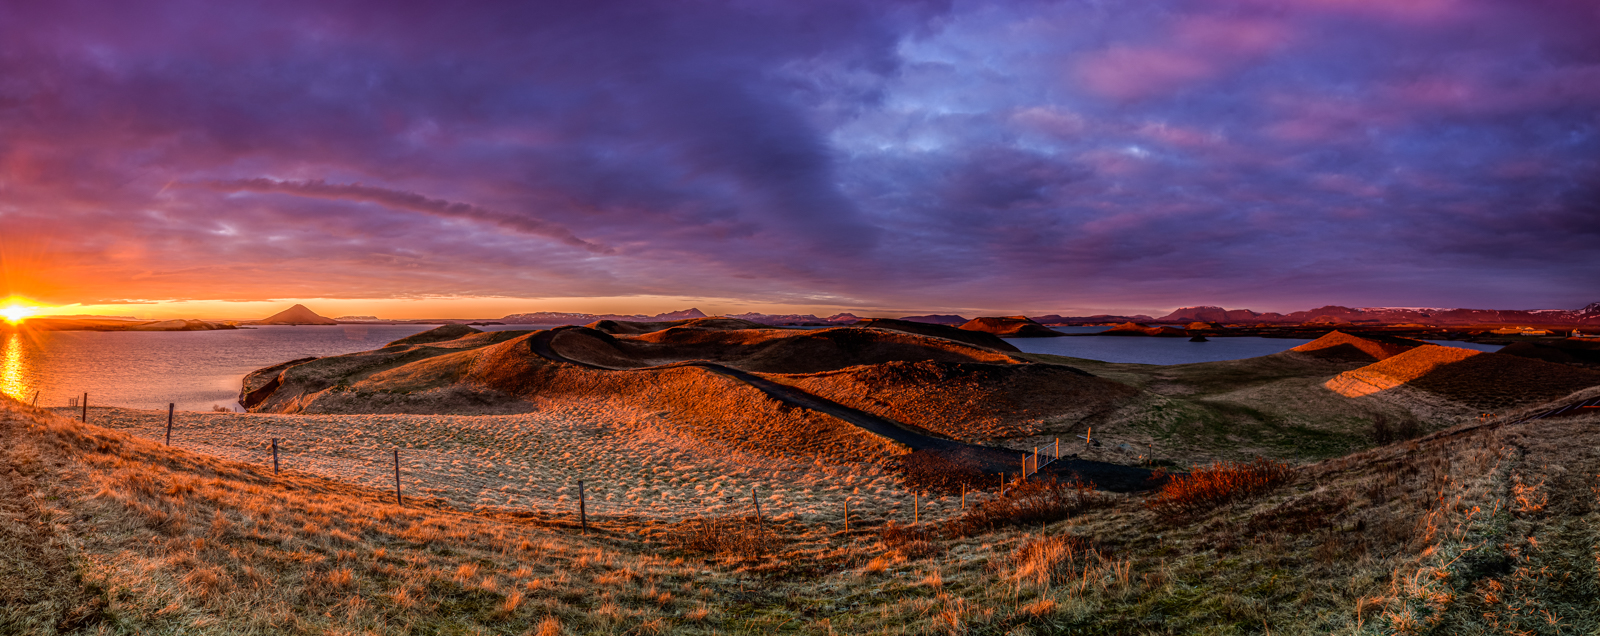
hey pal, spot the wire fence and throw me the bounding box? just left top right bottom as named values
left=20, top=392, right=1157, bottom=534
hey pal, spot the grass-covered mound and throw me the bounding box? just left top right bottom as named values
left=1290, top=330, right=1425, bottom=363
left=584, top=325, right=1023, bottom=372
left=585, top=316, right=767, bottom=335
left=1326, top=345, right=1600, bottom=411
left=959, top=315, right=1065, bottom=338
left=851, top=318, right=1020, bottom=352
left=779, top=360, right=1138, bottom=442
left=1497, top=337, right=1600, bottom=369
left=385, top=323, right=482, bottom=346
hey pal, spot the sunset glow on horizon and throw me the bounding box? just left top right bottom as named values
left=0, top=1, right=1595, bottom=316
left=0, top=297, right=47, bottom=325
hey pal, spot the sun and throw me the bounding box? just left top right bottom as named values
left=0, top=297, right=49, bottom=325
left=1, top=305, right=33, bottom=325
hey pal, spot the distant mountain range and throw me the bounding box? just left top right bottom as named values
left=904, top=304, right=1600, bottom=327
left=352, top=301, right=1600, bottom=328
left=499, top=308, right=861, bottom=326
left=500, top=308, right=709, bottom=324
left=1153, top=303, right=1600, bottom=326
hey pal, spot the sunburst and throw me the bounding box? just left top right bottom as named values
left=0, top=296, right=49, bottom=325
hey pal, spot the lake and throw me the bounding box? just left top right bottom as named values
left=1007, top=328, right=1501, bottom=364
left=0, top=325, right=446, bottom=412
left=0, top=323, right=1502, bottom=412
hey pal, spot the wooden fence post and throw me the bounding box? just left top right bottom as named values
left=32, top=390, right=39, bottom=407
left=1055, top=437, right=1060, bottom=458
left=914, top=491, right=920, bottom=525
left=961, top=483, right=967, bottom=510
left=1000, top=473, right=1005, bottom=497
left=844, top=498, right=849, bottom=533
left=271, top=438, right=279, bottom=475
left=578, top=479, right=587, bottom=534
left=81, top=393, right=87, bottom=422
left=393, top=449, right=402, bottom=506
left=1086, top=426, right=1092, bottom=447
left=165, top=403, right=174, bottom=445
left=752, top=486, right=763, bottom=531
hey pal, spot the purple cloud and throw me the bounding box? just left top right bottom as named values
left=189, top=179, right=611, bottom=253
left=0, top=0, right=1595, bottom=314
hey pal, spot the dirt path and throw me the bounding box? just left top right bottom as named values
left=534, top=328, right=1161, bottom=492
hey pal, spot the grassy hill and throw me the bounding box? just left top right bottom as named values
left=5, top=386, right=1598, bottom=634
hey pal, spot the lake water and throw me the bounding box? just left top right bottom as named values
left=0, top=325, right=444, bottom=412
left=1006, top=328, right=1502, bottom=365
left=0, top=323, right=1503, bottom=412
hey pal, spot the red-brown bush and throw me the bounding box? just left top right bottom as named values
left=1145, top=458, right=1295, bottom=515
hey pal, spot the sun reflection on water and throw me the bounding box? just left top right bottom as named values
left=1, top=331, right=28, bottom=401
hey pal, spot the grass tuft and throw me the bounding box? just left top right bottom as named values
left=1145, top=457, right=1295, bottom=515
left=667, top=516, right=781, bottom=559
left=945, top=478, right=1108, bottom=536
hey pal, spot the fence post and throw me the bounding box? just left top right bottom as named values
left=844, top=498, right=849, bottom=533
left=1086, top=426, right=1092, bottom=447
left=578, top=479, right=587, bottom=534
left=1000, top=473, right=1005, bottom=497
left=961, top=483, right=966, bottom=510
left=914, top=491, right=920, bottom=525
left=32, top=391, right=38, bottom=407
left=1055, top=437, right=1060, bottom=458
left=166, top=403, right=174, bottom=445
left=81, top=393, right=87, bottom=422
left=271, top=438, right=279, bottom=475
left=393, top=449, right=402, bottom=506
left=752, top=486, right=763, bottom=531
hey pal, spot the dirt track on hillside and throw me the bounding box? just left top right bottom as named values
left=533, top=328, right=1160, bottom=492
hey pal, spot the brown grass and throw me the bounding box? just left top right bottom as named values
left=1327, top=345, right=1600, bottom=410
left=8, top=381, right=1599, bottom=634
left=1003, top=534, right=1096, bottom=591
left=1291, top=330, right=1420, bottom=362
left=781, top=361, right=1137, bottom=443
left=666, top=516, right=782, bottom=559
left=572, top=324, right=1023, bottom=373
left=1145, top=457, right=1295, bottom=515
left=0, top=398, right=740, bottom=634
left=945, top=478, right=1108, bottom=537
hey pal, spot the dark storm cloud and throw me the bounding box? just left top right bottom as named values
left=0, top=0, right=1595, bottom=312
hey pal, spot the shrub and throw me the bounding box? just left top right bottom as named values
left=945, top=477, right=1107, bottom=537
left=1369, top=414, right=1423, bottom=445
left=879, top=522, right=940, bottom=558
left=1004, top=534, right=1095, bottom=591
left=1145, top=458, right=1295, bottom=515
left=668, top=516, right=780, bottom=558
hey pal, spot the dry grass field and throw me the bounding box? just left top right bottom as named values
left=77, top=403, right=954, bottom=527
left=6, top=391, right=1598, bottom=635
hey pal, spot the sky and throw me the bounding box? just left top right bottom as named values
left=1, top=0, right=1597, bottom=320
